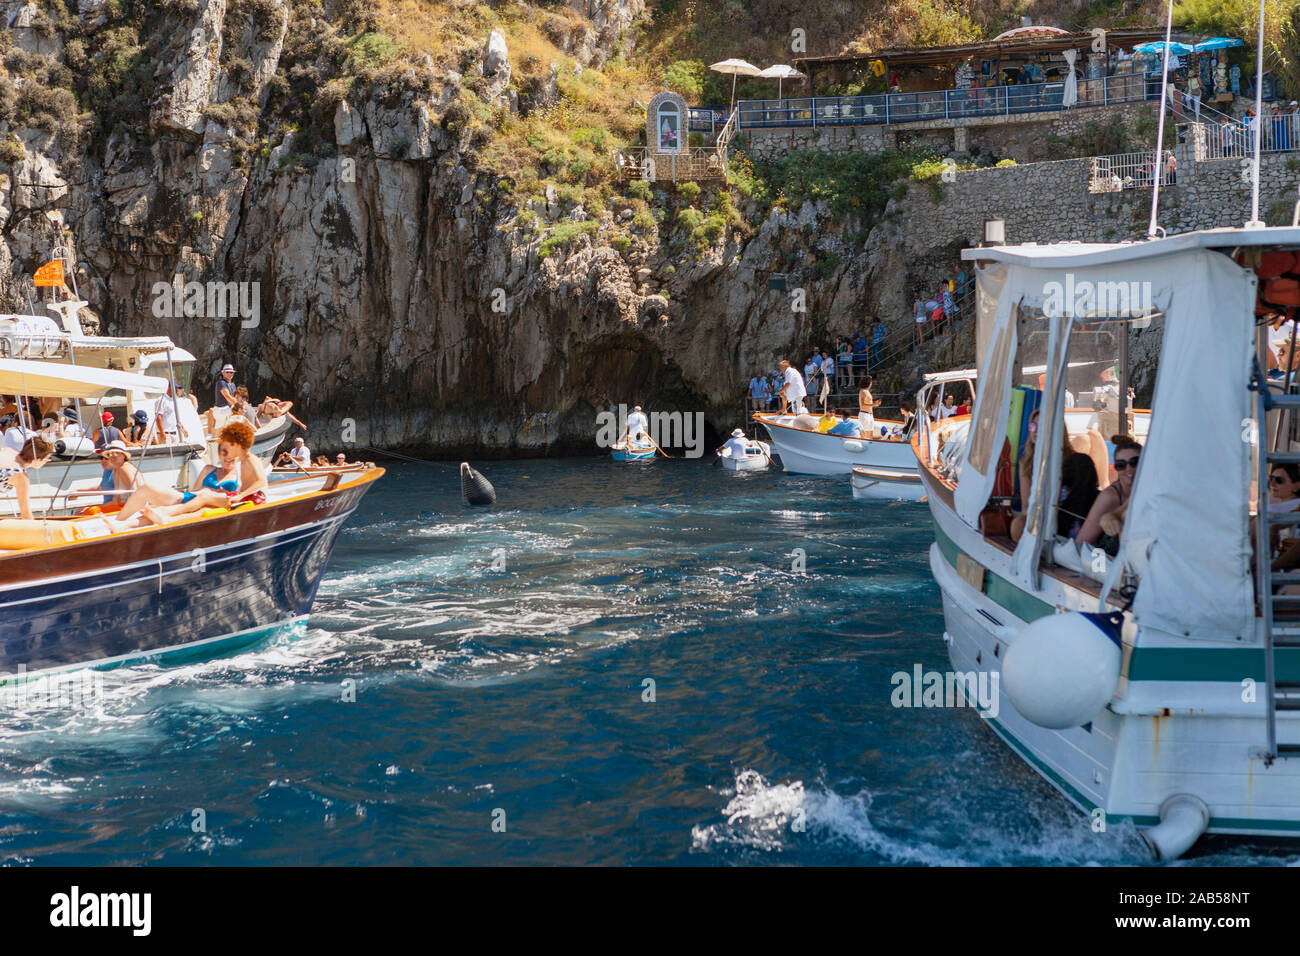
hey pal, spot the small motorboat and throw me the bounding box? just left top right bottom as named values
left=719, top=440, right=771, bottom=472
left=850, top=464, right=924, bottom=500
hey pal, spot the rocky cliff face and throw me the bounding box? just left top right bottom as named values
left=0, top=0, right=1172, bottom=455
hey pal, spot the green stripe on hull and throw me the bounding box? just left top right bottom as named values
left=0, top=620, right=304, bottom=685
left=932, top=521, right=1300, bottom=683
left=988, top=710, right=1300, bottom=835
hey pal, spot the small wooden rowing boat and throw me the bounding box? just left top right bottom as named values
left=719, top=440, right=771, bottom=471
left=611, top=444, right=655, bottom=462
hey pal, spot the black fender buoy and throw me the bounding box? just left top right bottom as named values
left=461, top=462, right=496, bottom=506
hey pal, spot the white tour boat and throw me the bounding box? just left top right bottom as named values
left=754, top=371, right=975, bottom=489
left=918, top=222, right=1300, bottom=859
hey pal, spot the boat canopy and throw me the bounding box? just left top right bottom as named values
left=0, top=357, right=170, bottom=399
left=956, top=244, right=1257, bottom=641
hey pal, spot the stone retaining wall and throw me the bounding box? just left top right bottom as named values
left=743, top=100, right=1158, bottom=165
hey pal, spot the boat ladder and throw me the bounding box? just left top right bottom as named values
left=1254, top=376, right=1300, bottom=763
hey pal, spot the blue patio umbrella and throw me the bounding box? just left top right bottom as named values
left=1134, top=41, right=1195, bottom=56
left=1193, top=37, right=1245, bottom=52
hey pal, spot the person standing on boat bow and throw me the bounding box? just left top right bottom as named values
left=778, top=360, right=806, bottom=414
left=0, top=436, right=53, bottom=519
left=858, top=376, right=882, bottom=435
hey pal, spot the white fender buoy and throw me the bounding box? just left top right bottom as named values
left=842, top=439, right=865, bottom=453
left=1001, top=611, right=1122, bottom=729
left=1140, top=794, right=1210, bottom=861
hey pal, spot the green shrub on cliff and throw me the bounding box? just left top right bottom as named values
left=538, top=218, right=598, bottom=258
left=346, top=31, right=400, bottom=71
left=678, top=181, right=701, bottom=202
left=663, top=60, right=705, bottom=100
left=755, top=148, right=931, bottom=219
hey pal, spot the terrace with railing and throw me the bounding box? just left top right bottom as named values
left=1087, top=151, right=1178, bottom=192
left=735, top=71, right=1158, bottom=130
left=616, top=107, right=738, bottom=184
left=1193, top=111, right=1300, bottom=160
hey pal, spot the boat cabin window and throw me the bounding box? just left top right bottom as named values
left=971, top=296, right=1162, bottom=589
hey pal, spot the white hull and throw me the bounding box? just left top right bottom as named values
left=753, top=413, right=917, bottom=476
left=849, top=465, right=926, bottom=501
left=719, top=440, right=770, bottom=471
left=924, top=470, right=1300, bottom=842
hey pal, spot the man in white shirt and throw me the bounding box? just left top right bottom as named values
left=717, top=428, right=751, bottom=459
left=153, top=385, right=180, bottom=444
left=61, top=407, right=84, bottom=438
left=1, top=416, right=32, bottom=453
left=625, top=405, right=650, bottom=441
left=289, top=437, right=311, bottom=467
left=779, top=360, right=806, bottom=414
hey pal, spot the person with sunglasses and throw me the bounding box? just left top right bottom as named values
left=1078, top=434, right=1141, bottom=553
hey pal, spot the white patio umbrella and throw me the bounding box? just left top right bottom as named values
left=757, top=63, right=805, bottom=99
left=710, top=58, right=762, bottom=110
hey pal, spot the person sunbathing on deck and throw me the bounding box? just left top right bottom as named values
left=107, top=421, right=268, bottom=530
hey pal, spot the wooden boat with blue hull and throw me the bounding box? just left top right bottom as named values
left=0, top=467, right=382, bottom=679
left=611, top=445, right=655, bottom=462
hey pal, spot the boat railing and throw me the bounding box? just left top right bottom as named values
left=0, top=332, right=71, bottom=359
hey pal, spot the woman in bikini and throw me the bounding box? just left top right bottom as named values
left=108, top=421, right=268, bottom=529
left=1077, top=434, right=1140, bottom=551
left=0, top=436, right=54, bottom=519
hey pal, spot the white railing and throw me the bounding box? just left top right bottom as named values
left=1088, top=151, right=1178, bottom=193
left=1193, top=113, right=1300, bottom=161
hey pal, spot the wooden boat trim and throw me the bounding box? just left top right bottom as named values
left=0, top=467, right=384, bottom=585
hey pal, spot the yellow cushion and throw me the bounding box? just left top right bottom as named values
left=0, top=519, right=85, bottom=550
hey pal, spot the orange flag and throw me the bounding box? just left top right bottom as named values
left=33, top=260, right=67, bottom=288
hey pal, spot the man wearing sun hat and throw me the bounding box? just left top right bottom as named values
left=717, top=427, right=751, bottom=459
left=215, top=363, right=238, bottom=408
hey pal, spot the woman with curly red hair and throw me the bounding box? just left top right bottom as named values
left=110, top=421, right=269, bottom=529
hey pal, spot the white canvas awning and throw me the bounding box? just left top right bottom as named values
left=0, top=358, right=170, bottom=399
left=958, top=243, right=1257, bottom=640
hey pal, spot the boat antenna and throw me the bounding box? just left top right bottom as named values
left=1247, top=0, right=1267, bottom=228
left=1147, top=0, right=1176, bottom=238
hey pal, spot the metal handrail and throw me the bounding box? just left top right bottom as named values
left=736, top=72, right=1157, bottom=130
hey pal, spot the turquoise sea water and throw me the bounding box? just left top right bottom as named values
left=0, top=458, right=1294, bottom=865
